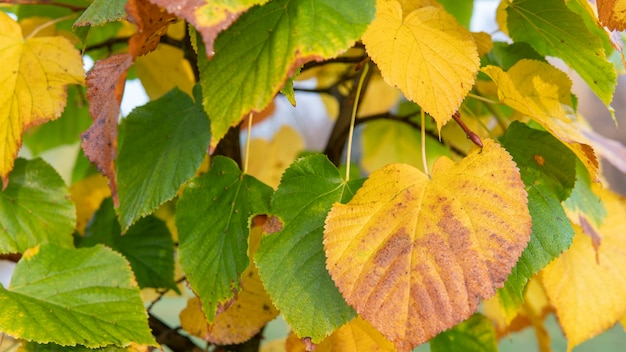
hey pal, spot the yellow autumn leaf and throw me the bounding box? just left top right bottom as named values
left=70, top=174, right=112, bottom=234
left=135, top=43, right=195, bottom=100
left=362, top=0, right=479, bottom=131
left=316, top=316, right=396, bottom=352
left=245, top=126, right=304, bottom=189
left=358, top=70, right=402, bottom=118
left=323, top=139, right=531, bottom=352
left=180, top=226, right=279, bottom=344
left=481, top=59, right=599, bottom=181
left=471, top=31, right=494, bottom=58
left=0, top=12, right=84, bottom=187
left=541, top=189, right=626, bottom=351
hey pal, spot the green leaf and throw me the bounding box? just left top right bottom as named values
left=430, top=313, right=497, bottom=352
left=116, top=86, right=210, bottom=232
left=500, top=121, right=576, bottom=300
left=0, top=244, right=156, bottom=347
left=80, top=197, right=178, bottom=291
left=255, top=154, right=363, bottom=342
left=0, top=158, right=75, bottom=254
left=74, top=0, right=127, bottom=27
left=563, top=159, right=607, bottom=227
left=198, top=0, right=375, bottom=146
left=438, top=0, right=474, bottom=29
left=176, top=156, right=272, bottom=321
left=23, top=86, right=91, bottom=155
left=506, top=0, right=617, bottom=106
left=21, top=342, right=130, bottom=352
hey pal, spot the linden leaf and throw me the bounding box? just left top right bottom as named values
left=597, top=0, right=626, bottom=31
left=0, top=158, right=76, bottom=254
left=481, top=59, right=599, bottom=181
left=148, top=0, right=270, bottom=57
left=506, top=0, right=617, bottom=106
left=126, top=0, right=177, bottom=57
left=116, top=86, right=210, bottom=232
left=196, top=0, right=375, bottom=146
left=323, top=139, right=531, bottom=352
left=74, top=0, right=127, bottom=27
left=0, top=244, right=156, bottom=347
left=0, top=12, right=84, bottom=188
left=81, top=53, right=133, bottom=206
left=362, top=0, right=479, bottom=131
left=541, top=189, right=626, bottom=350
left=499, top=121, right=576, bottom=301
left=176, top=156, right=272, bottom=321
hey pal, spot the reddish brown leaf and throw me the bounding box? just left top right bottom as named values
left=126, top=0, right=178, bottom=57
left=81, top=54, right=133, bottom=206
left=147, top=0, right=262, bottom=58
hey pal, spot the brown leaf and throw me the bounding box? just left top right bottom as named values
left=126, top=0, right=178, bottom=57
left=81, top=53, right=133, bottom=206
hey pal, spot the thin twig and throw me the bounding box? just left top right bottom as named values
left=452, top=111, right=483, bottom=148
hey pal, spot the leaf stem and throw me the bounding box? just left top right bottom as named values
left=421, top=109, right=430, bottom=177
left=25, top=14, right=77, bottom=39
left=452, top=111, right=483, bottom=148
left=467, top=93, right=498, bottom=105
left=243, top=113, right=253, bottom=174
left=345, top=60, right=369, bottom=181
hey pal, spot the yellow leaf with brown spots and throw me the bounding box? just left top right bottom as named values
left=0, top=12, right=84, bottom=188
left=597, top=0, right=626, bottom=31
left=541, top=189, right=626, bottom=351
left=362, top=0, right=479, bottom=131
left=323, top=139, right=531, bottom=352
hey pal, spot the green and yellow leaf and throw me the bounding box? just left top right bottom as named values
left=0, top=244, right=156, bottom=347
left=324, top=139, right=531, bottom=351
left=481, top=59, right=599, bottom=181
left=0, top=12, right=84, bottom=187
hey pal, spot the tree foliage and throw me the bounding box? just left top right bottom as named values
left=1, top=0, right=626, bottom=351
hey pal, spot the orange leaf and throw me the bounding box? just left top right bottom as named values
left=0, top=13, right=84, bottom=188
left=597, top=0, right=626, bottom=31
left=323, top=139, right=531, bottom=351
left=541, top=189, right=626, bottom=350
left=81, top=53, right=133, bottom=206
left=126, top=0, right=178, bottom=57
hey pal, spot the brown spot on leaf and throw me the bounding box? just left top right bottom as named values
left=533, top=154, right=545, bottom=166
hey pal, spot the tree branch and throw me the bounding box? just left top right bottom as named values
left=148, top=313, right=203, bottom=352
